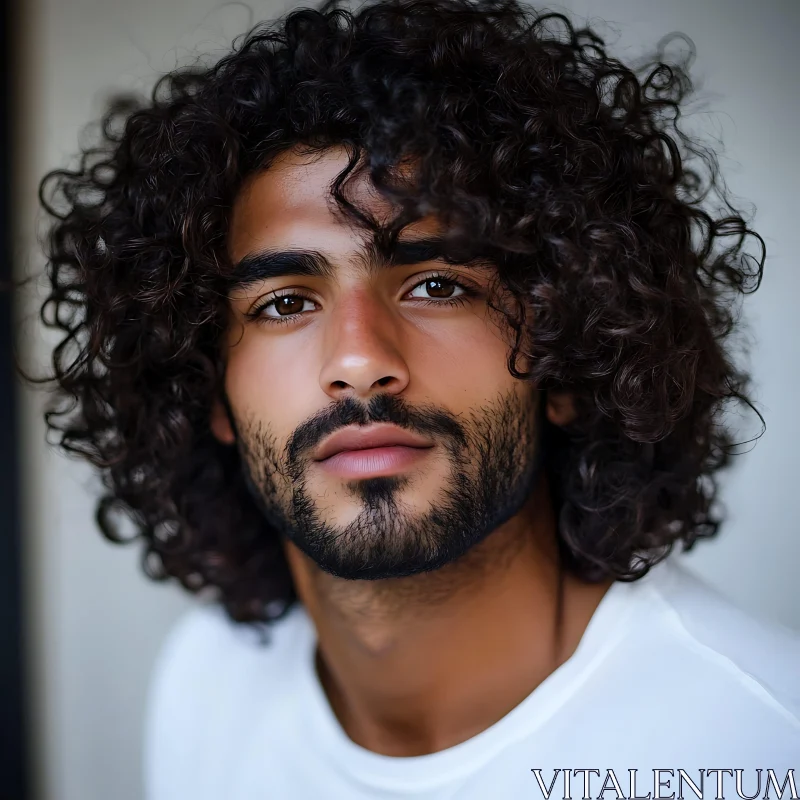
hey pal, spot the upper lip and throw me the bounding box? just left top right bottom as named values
left=314, top=424, right=434, bottom=461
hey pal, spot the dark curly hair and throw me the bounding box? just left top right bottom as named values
left=27, top=0, right=765, bottom=628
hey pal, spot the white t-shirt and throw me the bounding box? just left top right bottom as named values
left=143, top=556, right=800, bottom=799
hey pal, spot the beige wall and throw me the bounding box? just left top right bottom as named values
left=14, top=1, right=799, bottom=799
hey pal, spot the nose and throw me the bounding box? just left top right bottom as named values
left=319, top=288, right=410, bottom=402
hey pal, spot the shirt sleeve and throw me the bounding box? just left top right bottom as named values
left=141, top=604, right=216, bottom=800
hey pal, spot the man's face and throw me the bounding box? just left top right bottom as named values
left=212, top=145, right=545, bottom=580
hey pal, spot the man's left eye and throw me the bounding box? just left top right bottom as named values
left=408, top=278, right=465, bottom=299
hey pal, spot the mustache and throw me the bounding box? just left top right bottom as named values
left=285, top=393, right=468, bottom=465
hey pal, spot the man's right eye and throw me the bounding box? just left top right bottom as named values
left=265, top=295, right=311, bottom=317
left=247, top=291, right=318, bottom=325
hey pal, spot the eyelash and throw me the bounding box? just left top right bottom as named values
left=246, top=272, right=479, bottom=327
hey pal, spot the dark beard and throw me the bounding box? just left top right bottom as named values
left=232, top=387, right=544, bottom=581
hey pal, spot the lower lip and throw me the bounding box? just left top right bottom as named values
left=316, top=446, right=433, bottom=479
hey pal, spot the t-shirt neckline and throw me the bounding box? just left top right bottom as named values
left=292, top=566, right=653, bottom=792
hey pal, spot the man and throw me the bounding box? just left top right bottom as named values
left=34, top=0, right=798, bottom=797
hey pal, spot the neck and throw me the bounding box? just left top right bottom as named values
left=282, top=475, right=614, bottom=757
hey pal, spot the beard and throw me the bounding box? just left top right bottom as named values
left=230, top=385, right=545, bottom=581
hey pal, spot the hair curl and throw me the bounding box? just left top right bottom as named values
left=29, top=0, right=765, bottom=628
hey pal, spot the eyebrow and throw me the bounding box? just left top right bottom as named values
left=225, top=236, right=468, bottom=293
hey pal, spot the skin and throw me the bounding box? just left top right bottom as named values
left=210, top=145, right=615, bottom=757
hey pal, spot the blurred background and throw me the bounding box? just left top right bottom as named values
left=2, top=0, right=798, bottom=798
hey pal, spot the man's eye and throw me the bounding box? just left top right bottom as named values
left=251, top=276, right=473, bottom=325
left=263, top=295, right=315, bottom=317
left=408, top=277, right=466, bottom=299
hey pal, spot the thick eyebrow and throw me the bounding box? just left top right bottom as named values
left=387, top=238, right=453, bottom=267
left=225, top=236, right=464, bottom=293
left=226, top=249, right=335, bottom=292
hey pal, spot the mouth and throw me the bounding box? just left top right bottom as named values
left=315, top=444, right=434, bottom=479
left=312, top=423, right=435, bottom=478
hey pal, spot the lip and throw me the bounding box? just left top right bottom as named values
left=316, top=445, right=432, bottom=479
left=314, top=424, right=434, bottom=463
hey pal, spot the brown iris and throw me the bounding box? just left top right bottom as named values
left=274, top=295, right=305, bottom=315
left=425, top=278, right=455, bottom=298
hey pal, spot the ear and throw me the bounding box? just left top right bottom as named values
left=545, top=390, right=578, bottom=427
left=210, top=395, right=236, bottom=445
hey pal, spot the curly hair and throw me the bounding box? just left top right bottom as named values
left=29, top=0, right=765, bottom=628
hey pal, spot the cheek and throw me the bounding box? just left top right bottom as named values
left=224, top=332, right=321, bottom=435
left=410, top=317, right=514, bottom=405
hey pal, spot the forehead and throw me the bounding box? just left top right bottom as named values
left=227, top=145, right=441, bottom=264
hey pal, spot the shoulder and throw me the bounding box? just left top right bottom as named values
left=645, top=557, right=800, bottom=726
left=150, top=600, right=288, bottom=666
left=144, top=598, right=308, bottom=707
left=142, top=600, right=308, bottom=798
left=146, top=602, right=294, bottom=697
